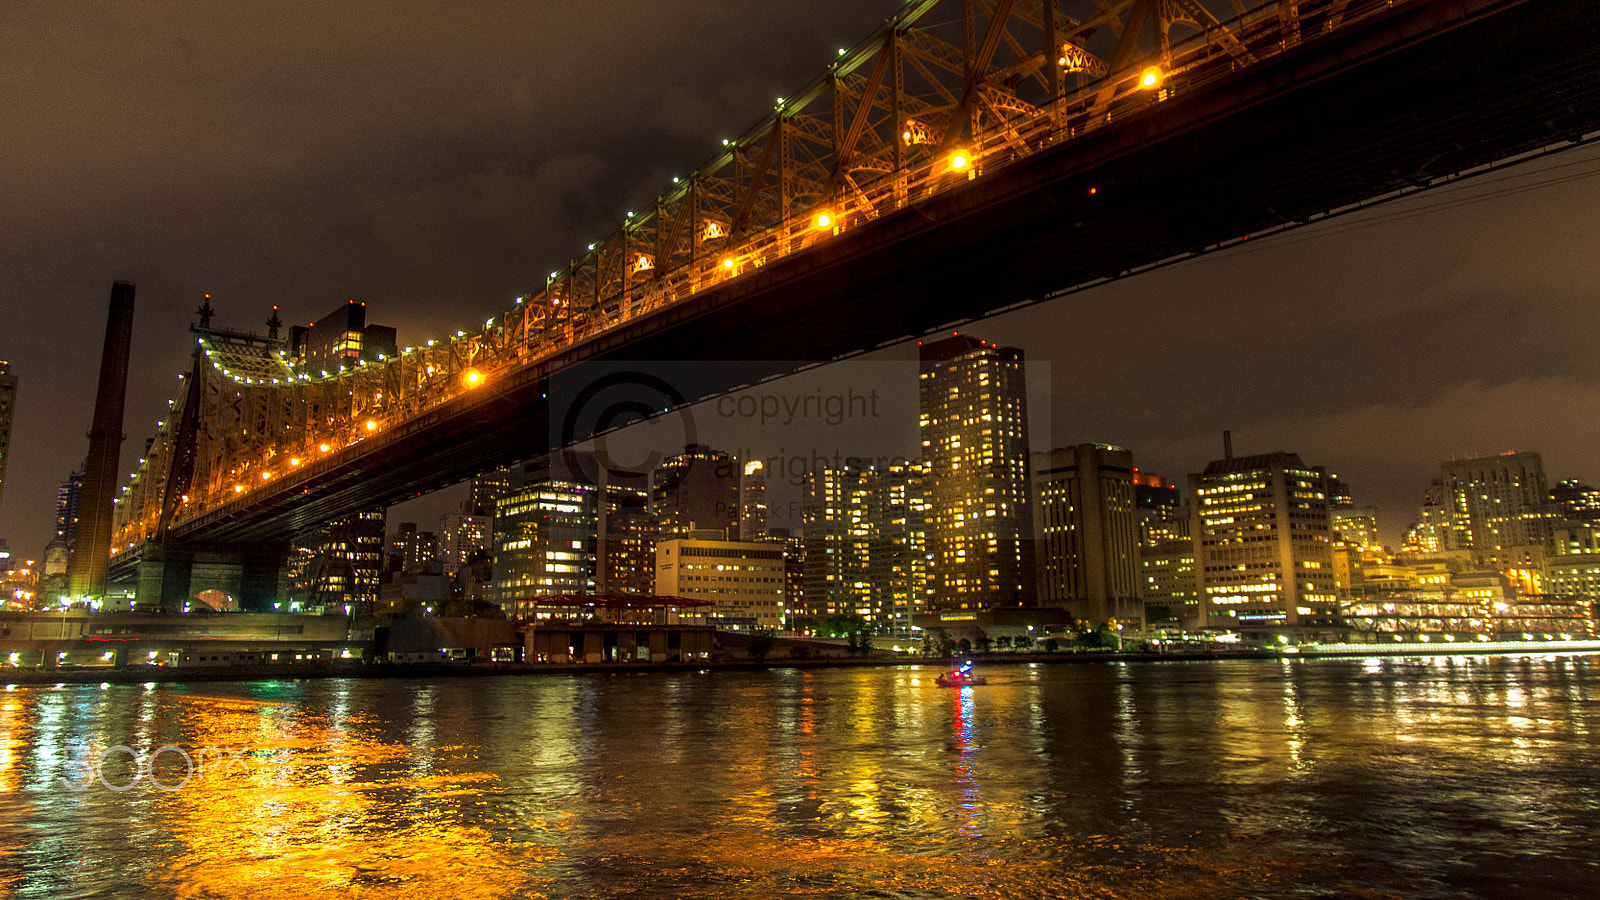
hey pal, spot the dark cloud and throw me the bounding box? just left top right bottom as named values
left=2, top=1, right=1598, bottom=556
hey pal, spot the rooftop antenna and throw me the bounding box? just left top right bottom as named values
left=1223, top=430, right=1233, bottom=460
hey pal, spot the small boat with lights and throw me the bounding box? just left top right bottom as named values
left=936, top=660, right=986, bottom=687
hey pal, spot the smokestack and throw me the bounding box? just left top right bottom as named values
left=1223, top=430, right=1233, bottom=460
left=68, top=281, right=136, bottom=602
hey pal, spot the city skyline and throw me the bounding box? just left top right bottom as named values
left=3, top=1, right=1600, bottom=561
left=2, top=3, right=1599, bottom=898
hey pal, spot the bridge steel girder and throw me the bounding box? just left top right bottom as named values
left=109, top=0, right=1600, bottom=553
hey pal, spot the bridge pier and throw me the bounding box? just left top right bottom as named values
left=134, top=543, right=288, bottom=612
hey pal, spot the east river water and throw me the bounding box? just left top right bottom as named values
left=0, top=655, right=1597, bottom=899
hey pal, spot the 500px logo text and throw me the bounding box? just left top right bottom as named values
left=57, top=745, right=251, bottom=792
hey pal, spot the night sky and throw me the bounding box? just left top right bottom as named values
left=3, top=1, right=1598, bottom=559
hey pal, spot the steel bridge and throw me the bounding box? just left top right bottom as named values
left=108, top=0, right=1600, bottom=603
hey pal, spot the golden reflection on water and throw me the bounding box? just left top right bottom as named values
left=0, top=655, right=1595, bottom=898
left=147, top=688, right=550, bottom=900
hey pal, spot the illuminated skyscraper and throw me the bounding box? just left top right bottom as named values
left=493, top=455, right=655, bottom=616
left=1035, top=444, right=1141, bottom=628
left=801, top=465, right=872, bottom=619
left=740, top=460, right=768, bottom=541
left=918, top=334, right=1035, bottom=612
left=0, top=361, right=14, bottom=512
left=1190, top=450, right=1338, bottom=632
left=801, top=461, right=930, bottom=633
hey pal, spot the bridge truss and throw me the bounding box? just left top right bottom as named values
left=109, top=0, right=1527, bottom=557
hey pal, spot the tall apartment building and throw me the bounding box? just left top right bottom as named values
left=438, top=514, right=492, bottom=578
left=740, top=460, right=769, bottom=541
left=1437, top=452, right=1552, bottom=550
left=918, top=334, right=1034, bottom=612
left=655, top=538, right=787, bottom=630
left=801, top=461, right=930, bottom=633
left=55, top=460, right=86, bottom=550
left=1403, top=478, right=1453, bottom=553
left=767, top=527, right=807, bottom=616
left=801, top=465, right=873, bottom=619
left=1190, top=451, right=1338, bottom=632
left=387, top=522, right=438, bottom=576
left=652, top=444, right=739, bottom=541
left=1035, top=444, right=1142, bottom=628
left=0, top=361, right=15, bottom=511
left=468, top=467, right=514, bottom=518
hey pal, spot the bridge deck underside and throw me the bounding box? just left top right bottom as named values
left=146, top=0, right=1600, bottom=554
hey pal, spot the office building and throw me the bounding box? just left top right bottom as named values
left=1547, top=522, right=1600, bottom=603
left=918, top=333, right=1035, bottom=612
left=288, top=510, right=386, bottom=610
left=1035, top=444, right=1142, bottom=628
left=493, top=456, right=655, bottom=616
left=1190, top=449, right=1339, bottom=632
left=1141, top=539, right=1200, bottom=631
left=656, top=538, right=787, bottom=630
left=468, top=468, right=513, bottom=518
left=652, top=444, right=739, bottom=541
left=0, top=361, right=14, bottom=511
